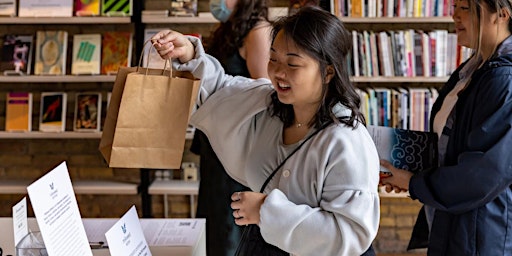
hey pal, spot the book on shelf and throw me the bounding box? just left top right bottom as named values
left=5, top=92, right=33, bottom=132
left=101, top=31, right=132, bottom=75
left=74, top=92, right=101, bottom=132
left=0, top=0, right=16, bottom=16
left=34, top=31, right=68, bottom=75
left=101, top=0, right=132, bottom=16
left=39, top=92, right=67, bottom=132
left=367, top=125, right=438, bottom=177
left=71, top=34, right=101, bottom=75
left=170, top=0, right=197, bottom=17
left=18, top=0, right=73, bottom=17
left=1, top=34, right=33, bottom=75
left=74, top=0, right=100, bottom=16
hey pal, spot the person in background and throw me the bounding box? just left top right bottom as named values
left=380, top=0, right=512, bottom=255
left=152, top=6, right=379, bottom=255
left=191, top=0, right=271, bottom=255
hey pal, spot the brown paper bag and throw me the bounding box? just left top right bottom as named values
left=99, top=66, right=200, bottom=169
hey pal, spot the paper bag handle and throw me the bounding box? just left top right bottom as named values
left=137, top=40, right=172, bottom=78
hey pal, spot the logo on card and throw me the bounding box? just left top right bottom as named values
left=49, top=182, right=54, bottom=190
left=121, top=223, right=127, bottom=234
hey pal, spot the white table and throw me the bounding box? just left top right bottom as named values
left=0, top=217, right=205, bottom=256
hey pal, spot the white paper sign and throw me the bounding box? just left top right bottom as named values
left=12, top=197, right=29, bottom=247
left=27, top=161, right=93, bottom=256
left=105, top=206, right=152, bottom=256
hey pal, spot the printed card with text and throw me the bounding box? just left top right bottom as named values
left=105, top=205, right=152, bottom=256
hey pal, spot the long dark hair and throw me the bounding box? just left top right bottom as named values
left=268, top=6, right=365, bottom=128
left=207, top=0, right=270, bottom=59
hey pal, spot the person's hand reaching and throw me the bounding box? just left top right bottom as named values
left=151, top=30, right=195, bottom=63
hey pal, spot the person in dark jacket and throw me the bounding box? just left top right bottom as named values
left=381, top=0, right=512, bottom=255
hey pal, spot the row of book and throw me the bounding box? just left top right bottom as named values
left=4, top=91, right=108, bottom=132
left=1, top=31, right=132, bottom=76
left=4, top=86, right=437, bottom=134
left=0, top=0, right=132, bottom=17
left=350, top=29, right=472, bottom=78
left=332, top=0, right=451, bottom=18
left=358, top=87, right=439, bottom=132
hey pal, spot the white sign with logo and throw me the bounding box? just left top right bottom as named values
left=12, top=197, right=28, bottom=247
left=105, top=205, right=152, bottom=256
left=27, top=161, right=93, bottom=256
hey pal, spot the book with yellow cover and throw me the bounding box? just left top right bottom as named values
left=75, top=0, right=100, bottom=16
left=5, top=92, right=33, bottom=132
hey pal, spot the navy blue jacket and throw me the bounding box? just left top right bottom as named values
left=409, top=36, right=512, bottom=255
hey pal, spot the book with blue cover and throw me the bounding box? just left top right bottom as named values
left=367, top=125, right=438, bottom=176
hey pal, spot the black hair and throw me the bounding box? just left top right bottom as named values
left=268, top=6, right=365, bottom=128
left=207, top=0, right=270, bottom=60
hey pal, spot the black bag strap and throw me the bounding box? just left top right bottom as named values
left=259, top=121, right=331, bottom=193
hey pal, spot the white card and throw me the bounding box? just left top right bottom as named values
left=105, top=206, right=152, bottom=256
left=12, top=197, right=29, bottom=247
left=27, top=161, right=93, bottom=256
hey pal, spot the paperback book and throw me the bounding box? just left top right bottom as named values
left=39, top=92, right=67, bottom=132
left=0, top=0, right=16, bottom=16
left=71, top=34, right=101, bottom=75
left=74, top=0, right=100, bottom=16
left=74, top=92, right=101, bottom=132
left=18, top=0, right=73, bottom=17
left=5, top=92, right=33, bottom=132
left=101, top=31, right=132, bottom=74
left=367, top=125, right=438, bottom=176
left=101, top=0, right=132, bottom=16
left=1, top=34, right=33, bottom=75
left=34, top=31, right=68, bottom=75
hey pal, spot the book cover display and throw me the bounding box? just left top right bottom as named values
left=0, top=35, right=33, bottom=75
left=0, top=0, right=16, bottom=16
left=39, top=92, right=67, bottom=132
left=72, top=34, right=101, bottom=75
left=5, top=92, right=33, bottom=132
left=18, top=0, right=73, bottom=17
left=170, top=0, right=197, bottom=16
left=75, top=0, right=100, bottom=16
left=101, top=0, right=132, bottom=16
left=74, top=92, right=101, bottom=132
left=367, top=125, right=438, bottom=175
left=34, top=31, right=68, bottom=75
left=101, top=31, right=132, bottom=74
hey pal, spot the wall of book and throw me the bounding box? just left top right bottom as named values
left=0, top=0, right=135, bottom=136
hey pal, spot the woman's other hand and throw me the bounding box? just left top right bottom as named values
left=151, top=30, right=195, bottom=63
left=230, top=191, right=267, bottom=226
left=379, top=160, right=413, bottom=193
